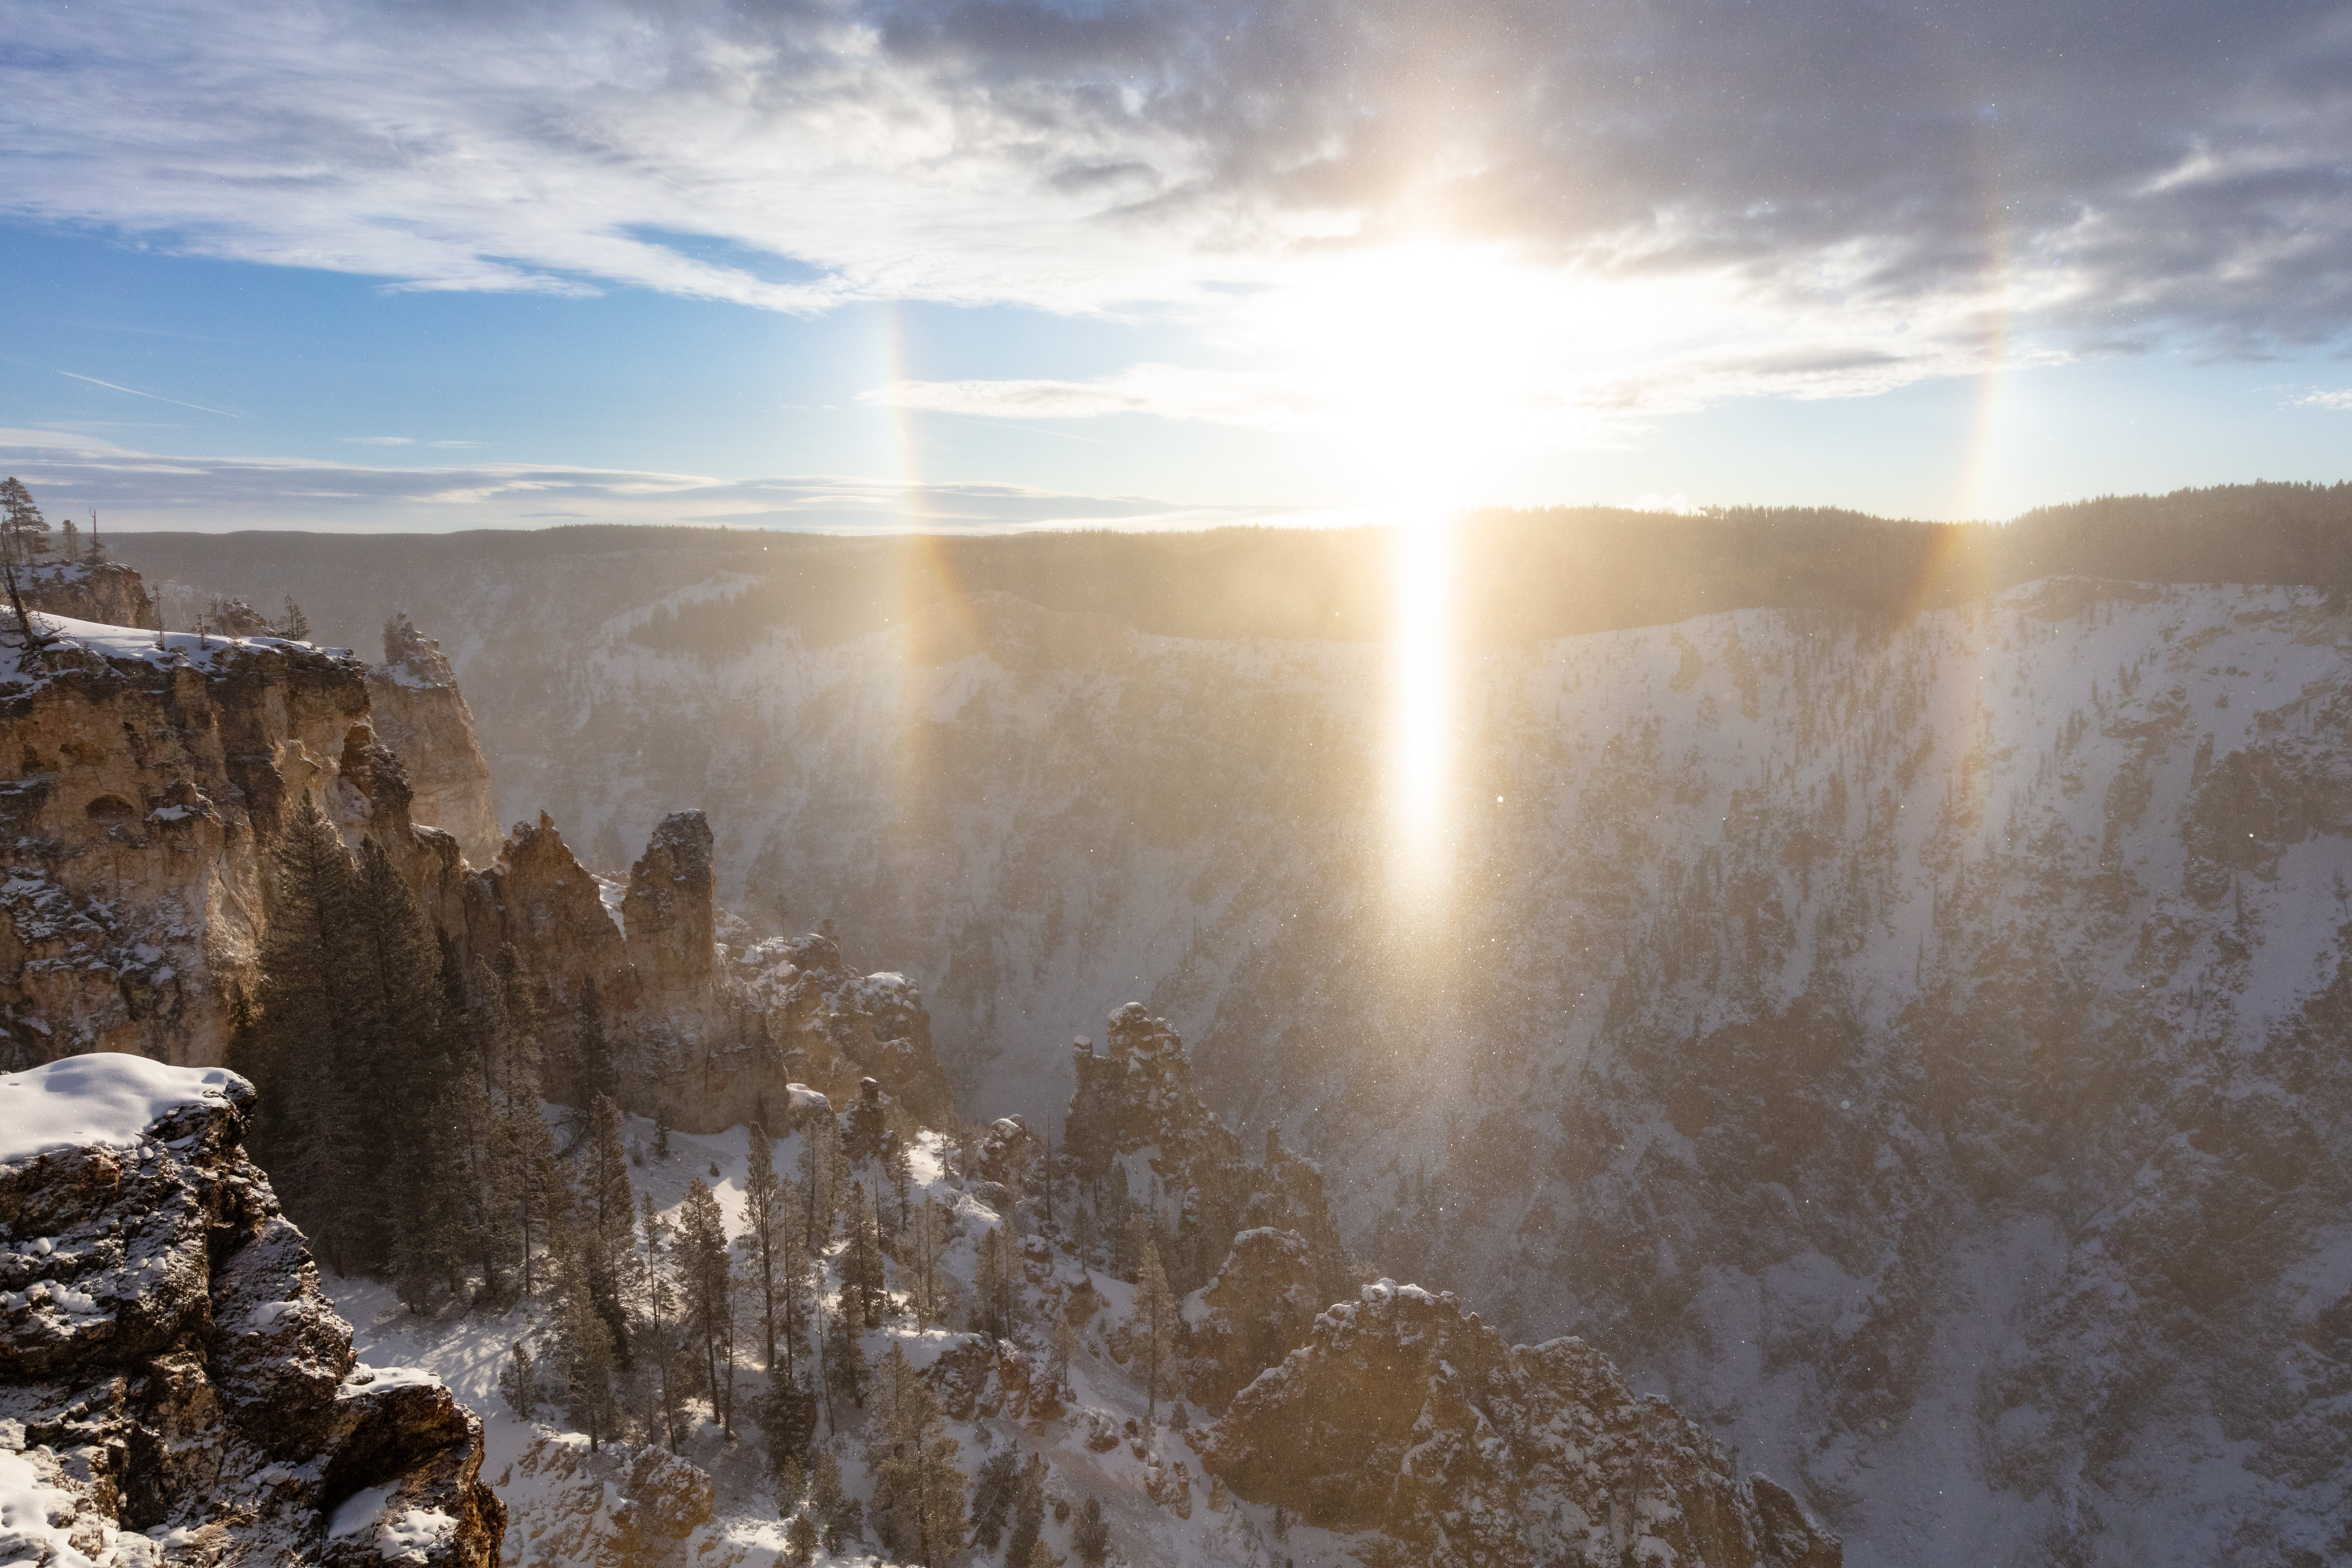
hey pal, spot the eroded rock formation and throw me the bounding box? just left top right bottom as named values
left=1203, top=1279, right=1837, bottom=1568
left=0, top=588, right=960, bottom=1138
left=365, top=616, right=501, bottom=866
left=0, top=1054, right=501, bottom=1565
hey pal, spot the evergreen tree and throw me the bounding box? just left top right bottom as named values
left=783, top=1512, right=819, bottom=1568
left=840, top=1183, right=889, bottom=1325
left=848, top=1083, right=890, bottom=1164
left=0, top=477, right=49, bottom=564
left=1071, top=1494, right=1111, bottom=1566
left=346, top=835, right=448, bottom=1285
left=971, top=1225, right=1014, bottom=1341
left=246, top=795, right=362, bottom=1269
left=810, top=1448, right=861, bottom=1553
left=1003, top=1455, right=1049, bottom=1568
left=637, top=1192, right=684, bottom=1447
left=886, top=1137, right=914, bottom=1236
left=581, top=1096, right=635, bottom=1360
left=906, top=1198, right=949, bottom=1325
left=497, top=1339, right=539, bottom=1420
left=1132, top=1229, right=1177, bottom=1426
left=554, top=1231, right=620, bottom=1450
left=573, top=980, right=616, bottom=1109
left=741, top=1122, right=812, bottom=1380
left=866, top=1343, right=966, bottom=1568
left=799, top=1112, right=845, bottom=1251
left=498, top=1044, right=564, bottom=1299
left=57, top=518, right=78, bottom=565
left=678, top=1177, right=736, bottom=1435
left=825, top=1289, right=867, bottom=1411
left=757, top=1370, right=818, bottom=1475
left=968, top=1448, right=1021, bottom=1552
left=279, top=596, right=311, bottom=640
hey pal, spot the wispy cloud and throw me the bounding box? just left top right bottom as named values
left=0, top=430, right=1328, bottom=534
left=343, top=436, right=415, bottom=446
left=2298, top=390, right=2352, bottom=411
left=0, top=0, right=2345, bottom=366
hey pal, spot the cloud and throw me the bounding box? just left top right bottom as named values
left=343, top=436, right=416, bottom=446
left=2, top=0, right=2346, bottom=380
left=2299, top=390, right=2352, bottom=410
left=0, top=430, right=1328, bottom=534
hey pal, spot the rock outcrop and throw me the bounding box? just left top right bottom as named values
left=623, top=810, right=717, bottom=1006
left=19, top=560, right=157, bottom=631
left=1203, top=1279, right=1837, bottom=1568
left=1065, top=1006, right=1351, bottom=1296
left=0, top=617, right=385, bottom=1067
left=496, top=1435, right=710, bottom=1568
left=1182, top=1226, right=1324, bottom=1413
left=365, top=616, right=501, bottom=866
left=0, top=1053, right=501, bottom=1565
left=0, top=591, right=924, bottom=1143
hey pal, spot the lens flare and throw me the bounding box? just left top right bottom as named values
left=1388, top=512, right=1455, bottom=908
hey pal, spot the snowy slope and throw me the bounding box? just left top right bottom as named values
left=408, top=574, right=2352, bottom=1565
left=327, top=1107, right=1336, bottom=1568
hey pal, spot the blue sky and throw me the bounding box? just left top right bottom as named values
left=3, top=0, right=2349, bottom=532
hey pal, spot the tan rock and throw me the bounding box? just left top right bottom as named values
left=0, top=1058, right=501, bottom=1565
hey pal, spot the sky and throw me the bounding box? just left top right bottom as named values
left=2, top=0, right=2350, bottom=533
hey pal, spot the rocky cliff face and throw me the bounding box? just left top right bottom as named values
left=19, top=560, right=158, bottom=631
left=286, top=569, right=2352, bottom=1563
left=0, top=589, right=961, bottom=1140
left=1204, top=1279, right=1837, bottom=1568
left=0, top=617, right=388, bottom=1068
left=366, top=616, right=501, bottom=866
left=0, top=1053, right=501, bottom=1566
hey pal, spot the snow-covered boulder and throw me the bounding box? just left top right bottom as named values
left=0, top=1054, right=501, bottom=1566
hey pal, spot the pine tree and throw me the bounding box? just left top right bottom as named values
left=1003, top=1454, right=1049, bottom=1568
left=279, top=596, right=311, bottom=640
left=1072, top=1494, right=1111, bottom=1566
left=555, top=1230, right=620, bottom=1451
left=810, top=1448, right=860, bottom=1553
left=799, top=1112, right=845, bottom=1251
left=825, top=1289, right=867, bottom=1411
left=246, top=795, right=362, bottom=1269
left=968, top=1448, right=1021, bottom=1552
left=346, top=835, right=449, bottom=1288
left=906, top=1199, right=948, bottom=1325
left=1050, top=1311, right=1078, bottom=1400
left=497, top=1339, right=539, bottom=1420
left=784, top=1512, right=819, bottom=1568
left=581, top=1096, right=635, bottom=1360
left=840, top=1183, right=889, bottom=1325
left=742, top=1122, right=812, bottom=1379
left=0, top=477, right=49, bottom=565
left=1132, top=1229, right=1176, bottom=1426
left=678, top=1177, right=736, bottom=1436
left=57, top=518, right=78, bottom=565
left=866, top=1344, right=965, bottom=1568
left=573, top=980, right=616, bottom=1110
left=757, top=1369, right=818, bottom=1475
left=637, top=1191, right=683, bottom=1448
left=971, top=1225, right=1014, bottom=1341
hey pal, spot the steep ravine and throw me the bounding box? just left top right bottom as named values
left=99, top=526, right=2352, bottom=1562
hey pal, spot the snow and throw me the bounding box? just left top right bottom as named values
left=321, top=1099, right=1355, bottom=1568
left=0, top=1053, right=245, bottom=1164
left=0, top=609, right=346, bottom=686
left=328, top=1482, right=399, bottom=1537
